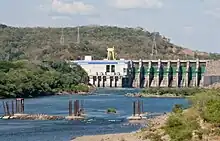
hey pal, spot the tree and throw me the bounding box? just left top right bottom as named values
left=0, top=60, right=89, bottom=98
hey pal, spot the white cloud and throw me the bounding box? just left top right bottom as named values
left=183, top=26, right=193, bottom=33
left=51, top=0, right=95, bottom=15
left=51, top=16, right=72, bottom=20
left=204, top=8, right=220, bottom=18
left=107, top=0, right=163, bottom=9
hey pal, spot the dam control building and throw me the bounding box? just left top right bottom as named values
left=69, top=47, right=209, bottom=88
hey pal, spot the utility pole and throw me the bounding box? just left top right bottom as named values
left=60, top=28, right=65, bottom=45
left=77, top=26, right=80, bottom=44
left=151, top=30, right=157, bottom=59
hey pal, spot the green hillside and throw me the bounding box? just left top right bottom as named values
left=0, top=24, right=219, bottom=61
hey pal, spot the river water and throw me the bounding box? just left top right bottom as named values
left=0, top=88, right=188, bottom=141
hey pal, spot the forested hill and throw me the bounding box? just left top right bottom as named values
left=0, top=23, right=219, bottom=61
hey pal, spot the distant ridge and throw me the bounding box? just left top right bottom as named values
left=0, top=24, right=219, bottom=61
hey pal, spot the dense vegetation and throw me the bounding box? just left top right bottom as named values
left=0, top=60, right=89, bottom=99
left=139, top=89, right=220, bottom=141
left=164, top=89, right=220, bottom=141
left=1, top=24, right=220, bottom=61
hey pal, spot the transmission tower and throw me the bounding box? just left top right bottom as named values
left=77, top=26, right=80, bottom=44
left=60, top=28, right=65, bottom=45
left=151, top=31, right=157, bottom=59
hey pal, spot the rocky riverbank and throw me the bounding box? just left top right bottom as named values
left=1, top=114, right=65, bottom=120
left=56, top=91, right=91, bottom=96
left=72, top=111, right=220, bottom=141
left=72, top=113, right=169, bottom=141
left=0, top=85, right=96, bottom=99
left=56, top=85, right=96, bottom=96
left=1, top=113, right=88, bottom=121
left=125, top=93, right=184, bottom=98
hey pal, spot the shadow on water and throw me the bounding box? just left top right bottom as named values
left=0, top=88, right=189, bottom=141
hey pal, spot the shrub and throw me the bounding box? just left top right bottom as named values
left=164, top=113, right=200, bottom=141
left=202, top=99, right=220, bottom=125
left=75, top=84, right=90, bottom=92
left=163, top=89, right=220, bottom=141
left=189, top=89, right=220, bottom=125
left=107, top=108, right=117, bottom=113
left=172, top=104, right=183, bottom=114
left=148, top=133, right=163, bottom=141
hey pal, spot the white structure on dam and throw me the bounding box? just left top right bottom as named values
left=70, top=59, right=131, bottom=87
left=68, top=47, right=209, bottom=88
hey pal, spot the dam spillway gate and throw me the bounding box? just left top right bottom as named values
left=70, top=59, right=213, bottom=88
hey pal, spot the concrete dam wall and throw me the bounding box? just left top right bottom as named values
left=72, top=59, right=220, bottom=88
left=131, top=59, right=206, bottom=88
left=203, top=60, right=220, bottom=86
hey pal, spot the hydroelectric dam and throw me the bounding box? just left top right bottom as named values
left=68, top=47, right=219, bottom=88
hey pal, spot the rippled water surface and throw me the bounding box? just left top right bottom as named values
left=0, top=88, right=188, bottom=141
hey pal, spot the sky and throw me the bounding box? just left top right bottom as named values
left=0, top=0, right=220, bottom=53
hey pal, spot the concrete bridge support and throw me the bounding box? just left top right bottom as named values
left=166, top=61, right=171, bottom=87
left=89, top=75, right=123, bottom=88
left=157, top=59, right=161, bottom=87
left=145, top=61, right=152, bottom=87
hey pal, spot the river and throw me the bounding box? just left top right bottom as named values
left=0, top=88, right=189, bottom=141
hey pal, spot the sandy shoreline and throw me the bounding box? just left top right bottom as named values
left=72, top=114, right=168, bottom=141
